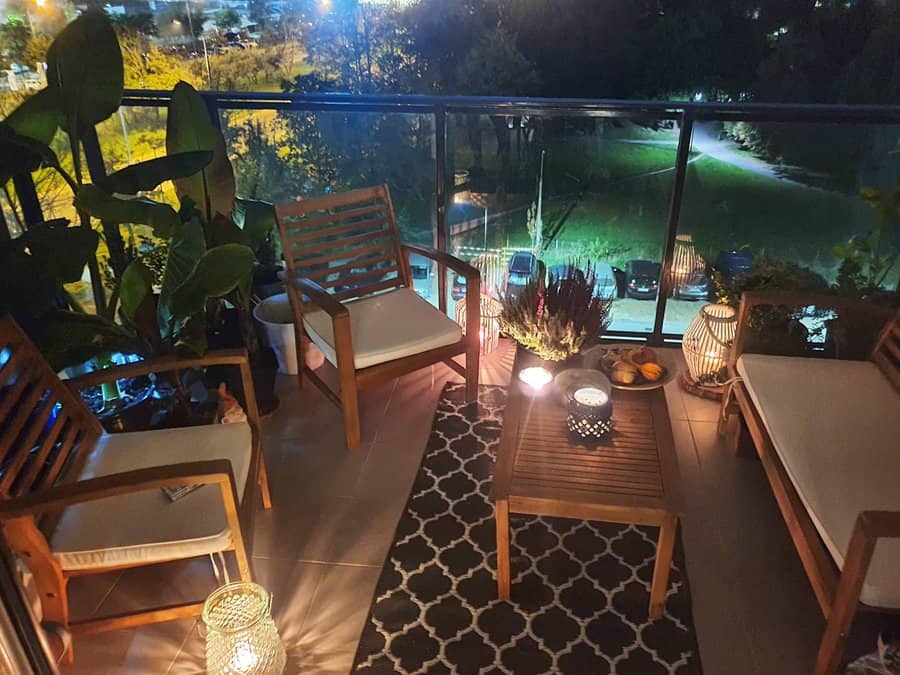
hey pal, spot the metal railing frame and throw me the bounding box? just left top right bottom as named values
left=15, top=91, right=900, bottom=344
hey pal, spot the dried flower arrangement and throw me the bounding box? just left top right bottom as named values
left=500, top=261, right=614, bottom=361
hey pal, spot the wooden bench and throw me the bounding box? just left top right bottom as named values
left=720, top=291, right=900, bottom=675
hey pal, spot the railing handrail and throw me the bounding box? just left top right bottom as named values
left=122, top=88, right=900, bottom=123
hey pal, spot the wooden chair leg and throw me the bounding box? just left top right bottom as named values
left=341, top=381, right=361, bottom=450
left=814, top=516, right=877, bottom=675
left=731, top=414, right=756, bottom=458
left=258, top=454, right=273, bottom=510
left=465, top=342, right=480, bottom=402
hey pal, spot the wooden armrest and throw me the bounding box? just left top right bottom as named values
left=858, top=510, right=900, bottom=539
left=0, top=460, right=236, bottom=519
left=66, top=349, right=251, bottom=391
left=402, top=244, right=481, bottom=282
left=289, top=274, right=349, bottom=319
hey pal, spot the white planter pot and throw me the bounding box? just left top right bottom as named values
left=253, top=293, right=325, bottom=375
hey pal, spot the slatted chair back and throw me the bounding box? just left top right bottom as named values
left=0, top=318, right=102, bottom=501
left=275, top=185, right=411, bottom=305
left=871, top=312, right=900, bottom=393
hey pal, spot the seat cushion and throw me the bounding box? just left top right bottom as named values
left=303, top=287, right=463, bottom=370
left=737, top=354, right=900, bottom=608
left=50, top=423, right=252, bottom=571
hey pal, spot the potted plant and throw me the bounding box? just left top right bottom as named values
left=500, top=260, right=613, bottom=363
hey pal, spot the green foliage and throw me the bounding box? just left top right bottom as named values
left=96, top=150, right=214, bottom=194
left=0, top=221, right=99, bottom=318
left=499, top=261, right=613, bottom=361
left=45, top=10, right=123, bottom=144
left=166, top=82, right=236, bottom=224
left=215, top=8, right=241, bottom=31
left=713, top=258, right=831, bottom=307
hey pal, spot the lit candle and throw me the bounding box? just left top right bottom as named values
left=573, top=387, right=608, bottom=407
left=518, top=366, right=553, bottom=392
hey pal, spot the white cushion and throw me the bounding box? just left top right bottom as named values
left=737, top=354, right=900, bottom=608
left=50, top=423, right=252, bottom=571
left=303, top=287, right=463, bottom=370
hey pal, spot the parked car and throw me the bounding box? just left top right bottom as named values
left=591, top=262, right=619, bottom=299
left=715, top=249, right=754, bottom=281
left=547, top=262, right=618, bottom=300
left=505, top=251, right=539, bottom=299
left=674, top=270, right=711, bottom=300
left=624, top=260, right=661, bottom=299
left=451, top=274, right=467, bottom=301
left=408, top=254, right=432, bottom=300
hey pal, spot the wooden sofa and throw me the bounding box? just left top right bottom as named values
left=719, top=291, right=900, bottom=675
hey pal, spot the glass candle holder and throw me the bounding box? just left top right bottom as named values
left=203, top=582, right=286, bottom=675
left=518, top=366, right=553, bottom=393
left=567, top=386, right=613, bottom=444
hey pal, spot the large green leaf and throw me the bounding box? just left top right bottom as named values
left=0, top=222, right=97, bottom=319
left=24, top=221, right=99, bottom=284
left=45, top=10, right=123, bottom=138
left=75, top=185, right=181, bottom=238
left=169, top=243, right=256, bottom=320
left=96, top=150, right=213, bottom=195
left=157, top=216, right=206, bottom=337
left=233, top=197, right=276, bottom=254
left=166, top=82, right=235, bottom=223
left=0, top=123, right=73, bottom=189
left=34, top=310, right=147, bottom=372
left=4, top=88, right=62, bottom=145
left=119, top=259, right=154, bottom=322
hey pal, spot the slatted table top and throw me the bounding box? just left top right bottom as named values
left=492, top=348, right=684, bottom=524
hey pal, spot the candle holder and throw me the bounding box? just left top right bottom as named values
left=203, top=582, right=286, bottom=675
left=518, top=365, right=553, bottom=394
left=566, top=385, right=614, bottom=445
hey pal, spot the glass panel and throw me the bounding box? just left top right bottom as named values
left=221, top=108, right=438, bottom=302
left=663, top=121, right=900, bottom=335
left=446, top=113, right=678, bottom=333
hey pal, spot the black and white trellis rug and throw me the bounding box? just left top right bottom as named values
left=353, top=384, right=703, bottom=674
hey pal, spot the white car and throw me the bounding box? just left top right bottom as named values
left=591, top=262, right=619, bottom=299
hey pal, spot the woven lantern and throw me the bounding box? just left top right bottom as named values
left=682, top=304, right=737, bottom=386
left=454, top=294, right=502, bottom=354
left=203, top=582, right=286, bottom=675
left=671, top=233, right=705, bottom=292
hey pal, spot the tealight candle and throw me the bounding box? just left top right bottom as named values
left=573, top=387, right=608, bottom=407
left=518, top=366, right=553, bottom=393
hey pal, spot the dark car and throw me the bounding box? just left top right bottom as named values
left=624, top=260, right=661, bottom=299
left=715, top=249, right=754, bottom=281
left=505, top=251, right=539, bottom=299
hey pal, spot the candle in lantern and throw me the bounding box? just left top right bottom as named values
left=518, top=366, right=553, bottom=392
left=573, top=387, right=608, bottom=407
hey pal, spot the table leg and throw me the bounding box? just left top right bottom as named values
left=495, top=499, right=511, bottom=600
left=649, top=513, right=678, bottom=619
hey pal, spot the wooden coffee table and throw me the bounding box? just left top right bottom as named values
left=491, top=348, right=685, bottom=619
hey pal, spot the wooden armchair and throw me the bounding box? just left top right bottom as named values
left=275, top=185, right=481, bottom=449
left=0, top=317, right=272, bottom=663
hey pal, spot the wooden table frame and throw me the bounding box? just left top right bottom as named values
left=491, top=348, right=685, bottom=619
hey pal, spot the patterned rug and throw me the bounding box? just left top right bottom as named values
left=353, top=384, right=703, bottom=674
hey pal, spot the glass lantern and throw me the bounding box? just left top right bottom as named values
left=203, top=582, right=286, bottom=675
left=566, top=384, right=614, bottom=445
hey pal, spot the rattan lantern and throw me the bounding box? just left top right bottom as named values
left=203, top=582, right=286, bottom=675
left=454, top=294, right=502, bottom=354
left=671, top=233, right=705, bottom=292
left=682, top=303, right=738, bottom=387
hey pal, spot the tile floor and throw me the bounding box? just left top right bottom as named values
left=60, top=341, right=824, bottom=674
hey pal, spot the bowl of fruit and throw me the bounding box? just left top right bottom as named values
left=582, top=344, right=672, bottom=390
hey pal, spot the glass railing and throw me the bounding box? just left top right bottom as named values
left=11, top=91, right=900, bottom=342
